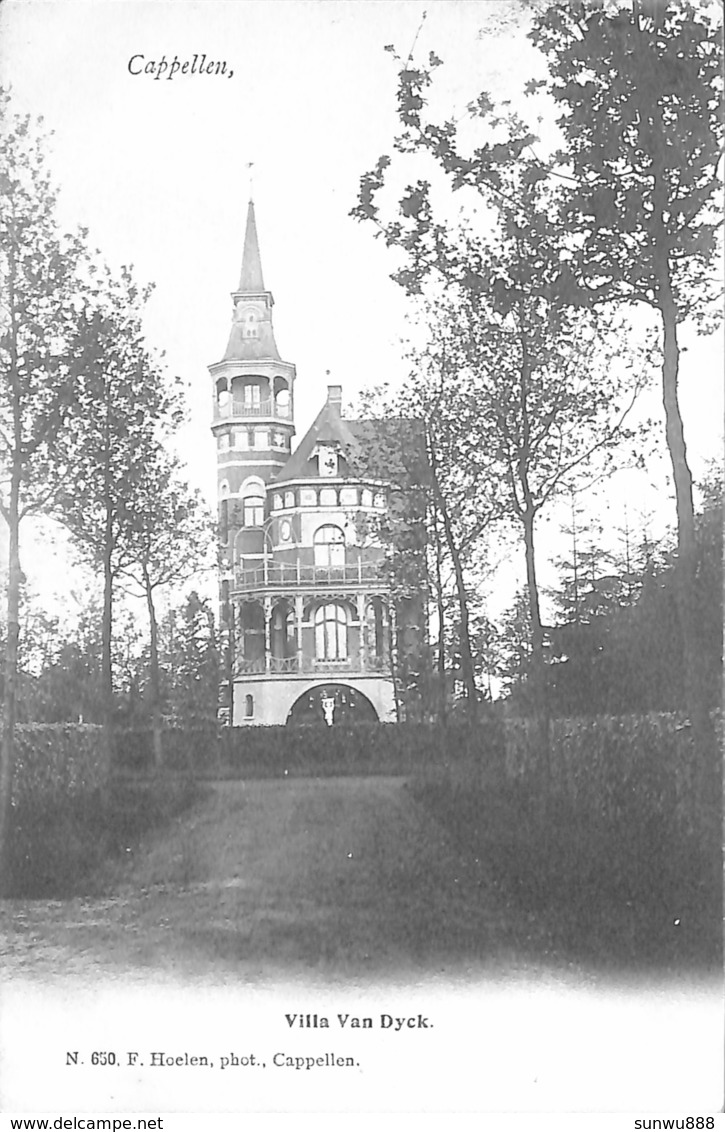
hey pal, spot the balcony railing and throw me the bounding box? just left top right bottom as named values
left=234, top=562, right=383, bottom=591
left=234, top=655, right=389, bottom=677
left=215, top=398, right=292, bottom=421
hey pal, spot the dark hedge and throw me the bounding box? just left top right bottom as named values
left=113, top=720, right=506, bottom=777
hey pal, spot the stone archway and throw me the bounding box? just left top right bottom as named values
left=286, top=683, right=379, bottom=727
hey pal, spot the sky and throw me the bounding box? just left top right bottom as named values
left=1, top=0, right=722, bottom=622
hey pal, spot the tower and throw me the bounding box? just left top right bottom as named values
left=209, top=199, right=296, bottom=569
left=210, top=200, right=413, bottom=727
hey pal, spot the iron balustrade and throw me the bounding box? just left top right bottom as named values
left=234, top=561, right=383, bottom=590
left=234, top=654, right=389, bottom=676
left=215, top=398, right=292, bottom=421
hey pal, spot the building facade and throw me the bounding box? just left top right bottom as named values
left=210, top=201, right=399, bottom=725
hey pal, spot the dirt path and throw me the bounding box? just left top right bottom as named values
left=0, top=777, right=559, bottom=983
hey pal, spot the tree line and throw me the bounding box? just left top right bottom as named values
left=350, top=0, right=722, bottom=791
left=0, top=88, right=217, bottom=884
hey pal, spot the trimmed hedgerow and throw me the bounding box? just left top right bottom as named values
left=12, top=723, right=109, bottom=803
left=112, top=720, right=507, bottom=778
left=9, top=723, right=109, bottom=896
left=219, top=721, right=502, bottom=775
left=7, top=724, right=201, bottom=897
left=113, top=726, right=219, bottom=772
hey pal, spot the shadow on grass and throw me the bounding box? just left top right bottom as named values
left=410, top=772, right=722, bottom=976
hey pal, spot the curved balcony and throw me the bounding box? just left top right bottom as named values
left=234, top=654, right=389, bottom=678
left=234, top=561, right=383, bottom=593
left=214, top=398, right=292, bottom=423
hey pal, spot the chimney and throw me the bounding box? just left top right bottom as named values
left=327, top=384, right=343, bottom=412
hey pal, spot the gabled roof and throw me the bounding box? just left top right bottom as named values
left=272, top=387, right=426, bottom=486
left=273, top=391, right=358, bottom=482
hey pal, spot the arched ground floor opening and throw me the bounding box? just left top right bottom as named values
left=286, top=683, right=378, bottom=726
left=231, top=674, right=395, bottom=725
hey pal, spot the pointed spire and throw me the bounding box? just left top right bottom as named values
left=237, top=199, right=265, bottom=292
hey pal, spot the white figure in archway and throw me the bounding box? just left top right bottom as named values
left=321, top=694, right=336, bottom=727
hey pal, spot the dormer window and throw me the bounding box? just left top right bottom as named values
left=318, top=445, right=338, bottom=477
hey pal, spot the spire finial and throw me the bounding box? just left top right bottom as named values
left=246, top=161, right=255, bottom=202
left=237, top=196, right=265, bottom=292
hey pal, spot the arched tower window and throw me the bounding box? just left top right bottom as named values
left=275, top=381, right=290, bottom=418
left=216, top=380, right=230, bottom=413
left=243, top=495, right=265, bottom=527
left=313, top=524, right=345, bottom=568
left=244, top=311, right=259, bottom=339
left=314, top=603, right=348, bottom=661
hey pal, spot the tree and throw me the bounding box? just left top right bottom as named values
left=119, top=454, right=215, bottom=763
left=29, top=605, right=105, bottom=723
left=353, top=68, right=651, bottom=747
left=530, top=0, right=723, bottom=786
left=543, top=474, right=722, bottom=717
left=408, top=344, right=503, bottom=717
left=494, top=588, right=538, bottom=707
left=352, top=368, right=504, bottom=718
left=54, top=264, right=184, bottom=738
left=167, top=591, right=219, bottom=726
left=346, top=410, right=434, bottom=719
left=0, top=89, right=92, bottom=889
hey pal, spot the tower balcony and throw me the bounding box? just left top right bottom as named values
left=233, top=561, right=383, bottom=593
left=234, top=655, right=389, bottom=677
left=213, top=398, right=292, bottom=424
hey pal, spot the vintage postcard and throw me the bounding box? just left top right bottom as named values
left=0, top=0, right=722, bottom=1120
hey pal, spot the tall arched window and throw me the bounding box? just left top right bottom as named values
left=365, top=598, right=385, bottom=661
left=313, top=524, right=345, bottom=568
left=240, top=602, right=264, bottom=663
left=314, top=604, right=348, bottom=661
left=271, top=602, right=293, bottom=659
left=243, top=495, right=264, bottom=527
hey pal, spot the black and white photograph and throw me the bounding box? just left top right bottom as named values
left=0, top=0, right=722, bottom=1120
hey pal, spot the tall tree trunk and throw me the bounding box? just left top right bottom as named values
left=657, top=261, right=716, bottom=811
left=100, top=381, right=114, bottom=777
left=427, top=362, right=477, bottom=717
left=431, top=499, right=448, bottom=723
left=522, top=502, right=549, bottom=717
left=515, top=291, right=550, bottom=780
left=388, top=602, right=402, bottom=723
left=512, top=320, right=550, bottom=796
left=428, top=448, right=477, bottom=717
left=143, top=563, right=163, bottom=771
left=101, top=511, right=114, bottom=775
left=0, top=453, right=22, bottom=895
left=521, top=500, right=551, bottom=792
left=645, top=30, right=716, bottom=815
